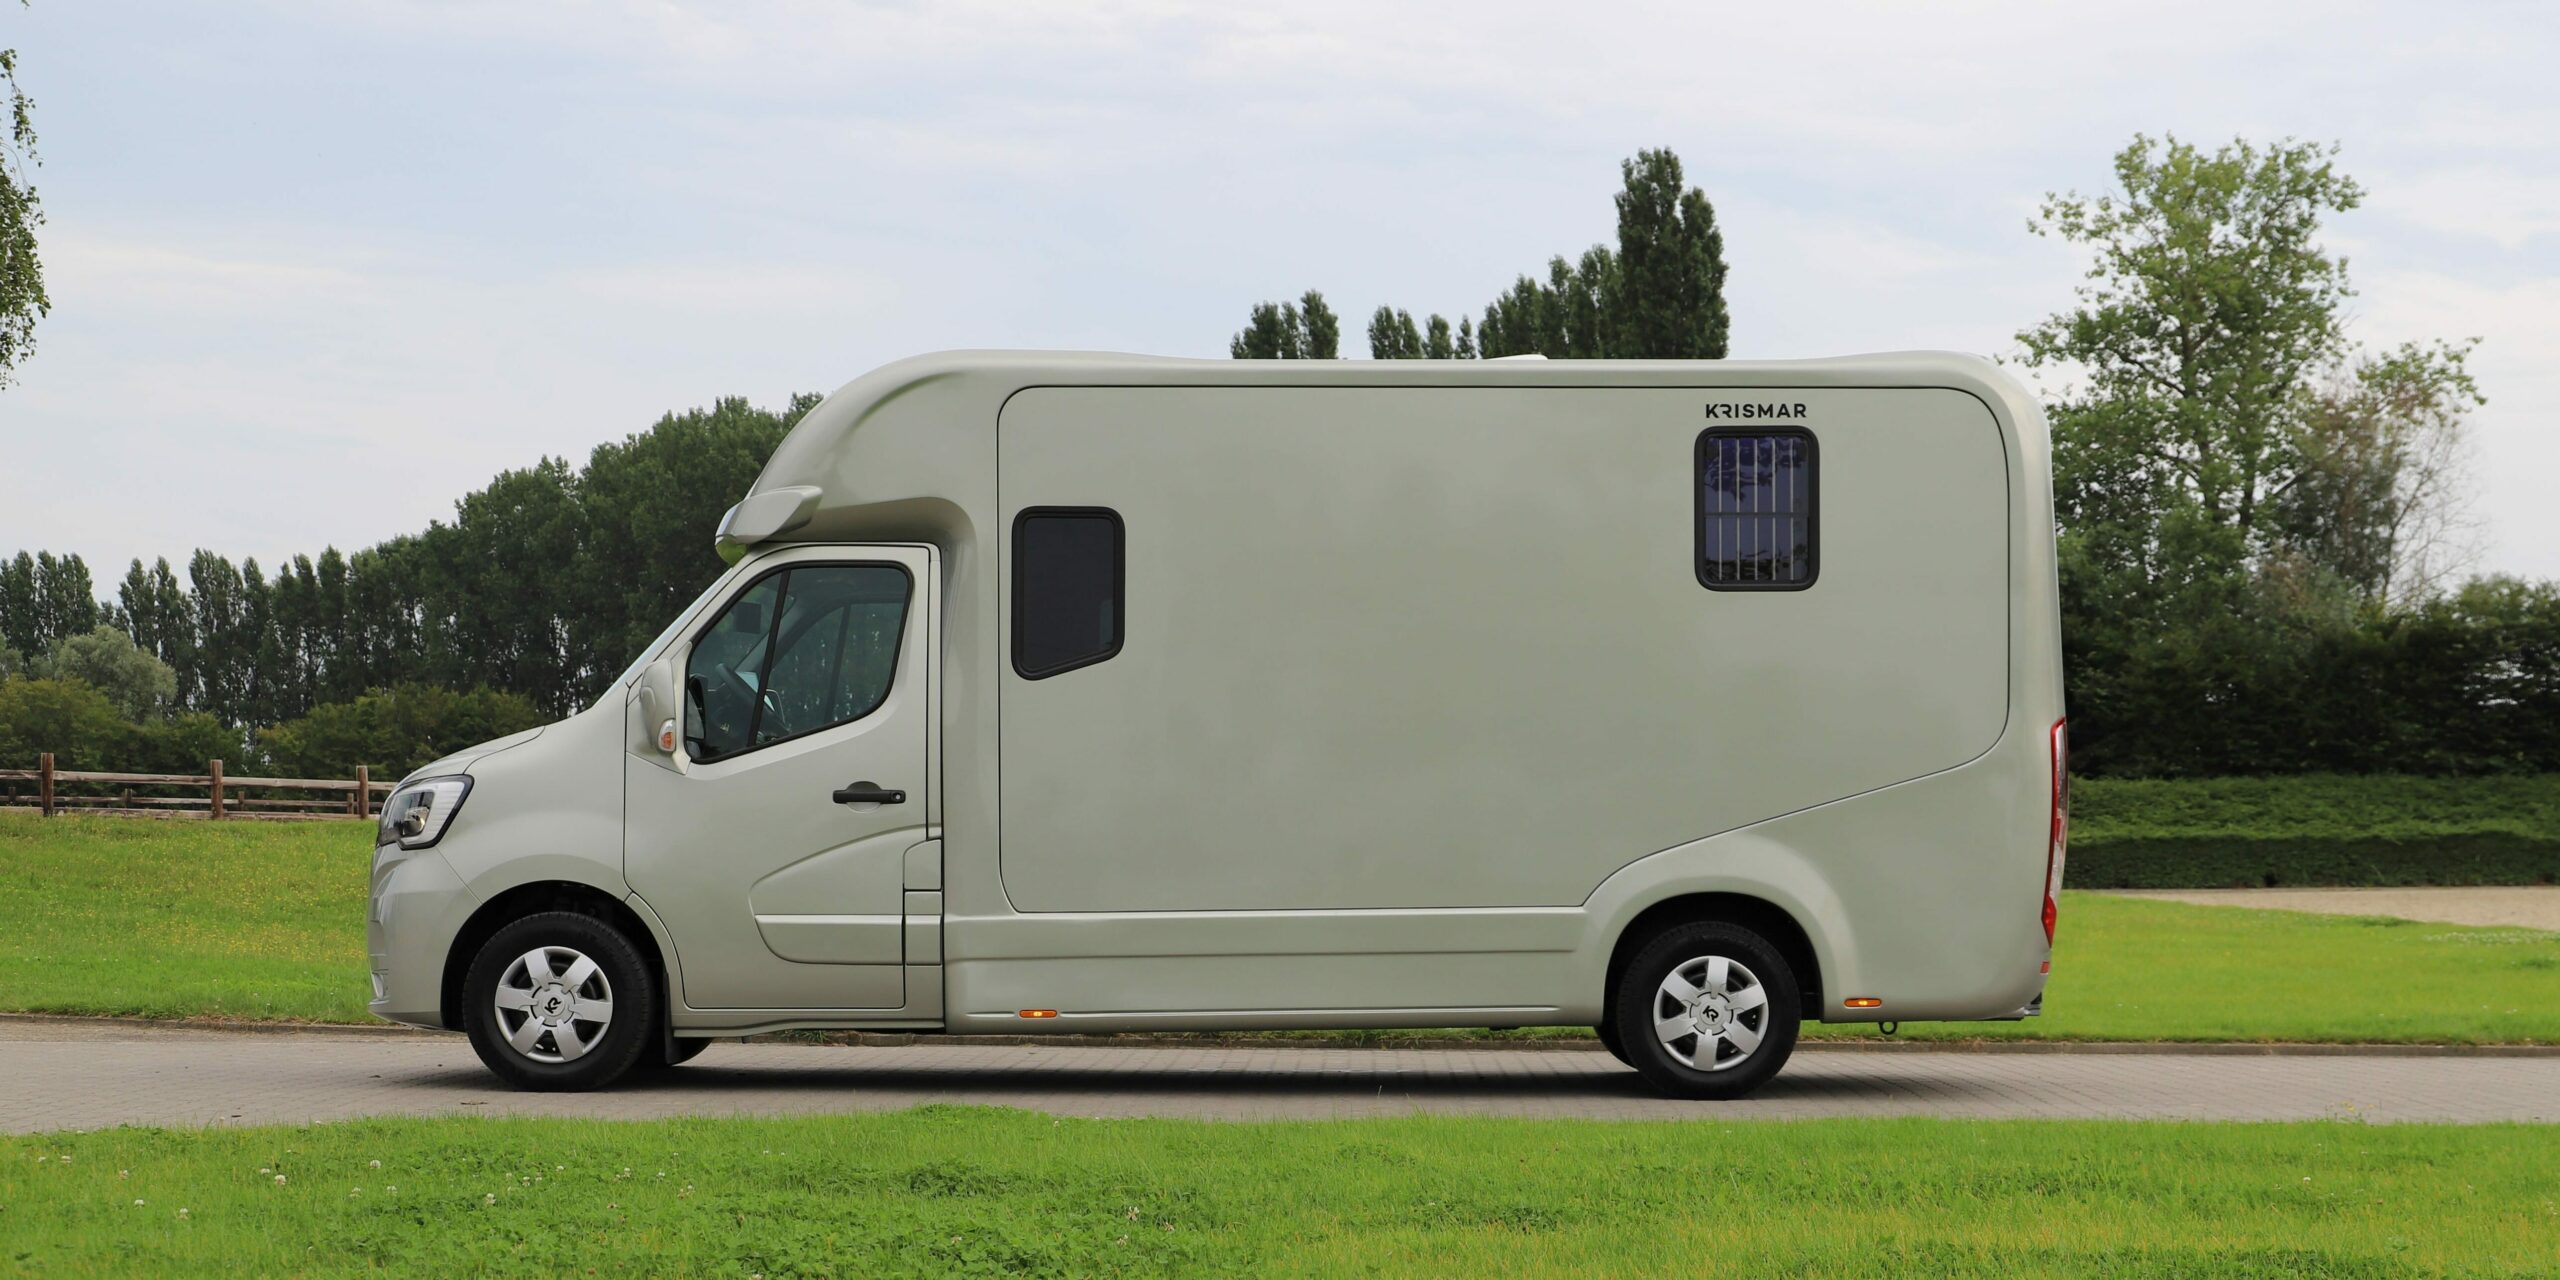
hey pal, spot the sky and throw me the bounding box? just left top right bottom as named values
left=4, top=0, right=2556, bottom=586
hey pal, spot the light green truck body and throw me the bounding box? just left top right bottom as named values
left=369, top=350, right=2065, bottom=1072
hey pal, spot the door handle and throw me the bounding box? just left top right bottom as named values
left=832, top=782, right=907, bottom=806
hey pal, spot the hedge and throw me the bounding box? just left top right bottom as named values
left=2067, top=775, right=2560, bottom=888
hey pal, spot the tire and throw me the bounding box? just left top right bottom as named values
left=462, top=912, right=658, bottom=1092
left=1611, top=920, right=1801, bottom=1100
left=1595, top=1018, right=1634, bottom=1068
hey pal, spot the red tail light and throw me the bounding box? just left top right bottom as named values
left=2043, top=718, right=2069, bottom=944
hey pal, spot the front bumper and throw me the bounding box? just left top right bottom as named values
left=366, top=846, right=479, bottom=1029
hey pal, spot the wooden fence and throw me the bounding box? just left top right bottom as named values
left=0, top=754, right=392, bottom=822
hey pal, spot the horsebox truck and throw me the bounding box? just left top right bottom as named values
left=365, top=350, right=2068, bottom=1100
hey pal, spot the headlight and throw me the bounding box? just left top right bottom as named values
left=377, top=775, right=473, bottom=850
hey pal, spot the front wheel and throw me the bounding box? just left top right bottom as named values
left=1611, top=920, right=1801, bottom=1100
left=462, top=912, right=658, bottom=1092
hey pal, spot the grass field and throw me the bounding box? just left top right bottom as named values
left=2, top=814, right=2554, bottom=1043
left=4, top=1110, right=2555, bottom=1277
left=0, top=814, right=366, bottom=1021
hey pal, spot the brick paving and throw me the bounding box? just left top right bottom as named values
left=2, top=1022, right=2552, bottom=1131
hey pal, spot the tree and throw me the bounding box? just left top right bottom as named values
left=186, top=549, right=247, bottom=722
left=2021, top=136, right=2364, bottom=564
left=115, top=557, right=195, bottom=701
left=566, top=395, right=811, bottom=707
left=2273, top=341, right=2484, bottom=608
left=31, top=550, right=93, bottom=642
left=0, top=549, right=94, bottom=655
left=1230, top=302, right=1299, bottom=358
left=1480, top=249, right=1618, bottom=358
left=1228, top=290, right=1339, bottom=359
left=1366, top=306, right=1428, bottom=358
left=0, top=551, right=32, bottom=654
left=1299, top=291, right=1339, bottom=358
left=2015, top=134, right=2493, bottom=774
left=35, top=624, right=177, bottom=720
left=0, top=0, right=41, bottom=386
left=1610, top=148, right=1729, bottom=359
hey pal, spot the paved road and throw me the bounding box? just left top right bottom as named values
left=2104, top=886, right=2560, bottom=931
left=3, top=1023, right=2553, bottom=1131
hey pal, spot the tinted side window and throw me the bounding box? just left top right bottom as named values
left=1697, top=429, right=1817, bottom=589
left=685, top=564, right=912, bottom=761
left=1013, top=509, right=1124, bottom=678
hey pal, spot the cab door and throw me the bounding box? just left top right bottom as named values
left=625, top=544, right=935, bottom=1011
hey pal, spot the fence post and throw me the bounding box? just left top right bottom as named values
left=38, top=752, right=54, bottom=818
left=209, top=759, right=225, bottom=820
left=355, top=766, right=371, bottom=820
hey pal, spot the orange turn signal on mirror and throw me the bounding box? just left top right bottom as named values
left=1018, top=1009, right=1058, bottom=1019
left=1843, top=998, right=1884, bottom=1009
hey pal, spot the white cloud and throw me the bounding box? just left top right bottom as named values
left=2366, top=168, right=2560, bottom=251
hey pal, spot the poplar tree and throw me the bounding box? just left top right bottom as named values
left=1228, top=290, right=1340, bottom=358
left=1610, top=148, right=1728, bottom=358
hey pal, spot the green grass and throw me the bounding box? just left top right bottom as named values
left=2, top=814, right=2555, bottom=1043
left=4, top=1110, right=2555, bottom=1277
left=0, top=814, right=371, bottom=1021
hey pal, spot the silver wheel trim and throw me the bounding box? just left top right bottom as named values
left=1651, top=954, right=1769, bottom=1072
left=493, top=945, right=614, bottom=1065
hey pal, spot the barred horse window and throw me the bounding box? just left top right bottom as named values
left=1696, top=429, right=1817, bottom=589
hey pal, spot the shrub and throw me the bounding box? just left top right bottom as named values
left=256, top=683, right=549, bottom=780
left=127, top=712, right=248, bottom=775
left=0, top=677, right=128, bottom=769
left=2068, top=775, right=2560, bottom=887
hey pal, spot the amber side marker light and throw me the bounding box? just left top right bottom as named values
left=1018, top=1009, right=1059, bottom=1019
left=1843, top=998, right=1884, bottom=1009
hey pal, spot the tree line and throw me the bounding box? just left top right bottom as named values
left=0, top=396, right=810, bottom=777
left=1231, top=148, right=1730, bottom=363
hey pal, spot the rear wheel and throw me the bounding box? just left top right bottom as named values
left=1612, top=920, right=1801, bottom=1100
left=462, top=912, right=657, bottom=1092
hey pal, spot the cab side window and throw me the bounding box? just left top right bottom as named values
left=684, top=564, right=913, bottom=761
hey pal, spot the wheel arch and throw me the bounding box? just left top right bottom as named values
left=440, top=880, right=668, bottom=1031
left=1606, top=892, right=1824, bottom=1021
